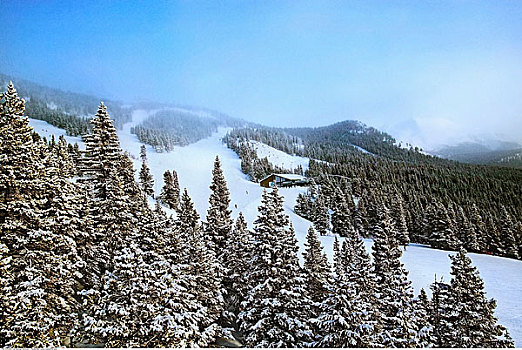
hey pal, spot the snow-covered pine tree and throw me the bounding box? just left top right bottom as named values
left=80, top=102, right=138, bottom=272
left=0, top=82, right=85, bottom=347
left=205, top=156, right=233, bottom=254
left=354, top=194, right=369, bottom=237
left=313, top=195, right=330, bottom=235
left=371, top=204, right=421, bottom=347
left=138, top=145, right=154, bottom=197
left=428, top=278, right=454, bottom=347
left=332, top=235, right=341, bottom=277
left=426, top=200, right=460, bottom=250
left=414, top=288, right=432, bottom=346
left=82, top=204, right=207, bottom=347
left=331, top=195, right=353, bottom=238
left=391, top=194, right=410, bottom=246
left=499, top=206, right=519, bottom=259
left=224, top=212, right=253, bottom=316
left=159, top=170, right=179, bottom=210
left=177, top=188, right=223, bottom=345
left=294, top=192, right=312, bottom=218
left=446, top=248, right=514, bottom=347
left=313, top=268, right=368, bottom=347
left=469, top=203, right=487, bottom=251
left=456, top=206, right=480, bottom=252
left=303, top=226, right=332, bottom=313
left=315, top=222, right=377, bottom=347
left=341, top=222, right=375, bottom=312
left=239, top=188, right=313, bottom=347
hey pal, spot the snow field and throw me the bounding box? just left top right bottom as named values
left=249, top=140, right=310, bottom=172
left=29, top=112, right=522, bottom=346
left=29, top=118, right=85, bottom=149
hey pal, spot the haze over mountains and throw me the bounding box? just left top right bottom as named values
left=3, top=72, right=521, bottom=169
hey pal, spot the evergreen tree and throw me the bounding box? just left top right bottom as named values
left=428, top=278, right=454, bottom=347
left=499, top=206, right=519, bottom=259
left=159, top=170, right=179, bottom=210
left=205, top=156, right=233, bottom=253
left=224, top=213, right=253, bottom=316
left=82, top=207, right=207, bottom=347
left=446, top=248, right=514, bottom=347
left=316, top=221, right=377, bottom=347
left=414, top=288, right=432, bottom=347
left=138, top=145, right=154, bottom=197
left=80, top=102, right=141, bottom=275
left=313, top=195, right=330, bottom=236
left=177, top=188, right=223, bottom=344
left=303, top=226, right=332, bottom=308
left=0, top=82, right=84, bottom=347
left=425, top=201, right=459, bottom=251
left=331, top=196, right=353, bottom=238
left=372, top=204, right=421, bottom=347
left=239, top=188, right=312, bottom=347
left=392, top=194, right=410, bottom=246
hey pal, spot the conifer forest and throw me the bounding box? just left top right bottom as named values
left=2, top=78, right=520, bottom=348
left=2, top=2, right=522, bottom=348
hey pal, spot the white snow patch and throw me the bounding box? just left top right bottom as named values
left=349, top=143, right=375, bottom=155
left=28, top=118, right=85, bottom=149
left=249, top=140, right=309, bottom=172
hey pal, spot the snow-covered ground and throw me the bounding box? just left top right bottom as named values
left=249, top=140, right=310, bottom=172
left=29, top=118, right=85, bottom=149
left=349, top=143, right=375, bottom=155
left=29, top=112, right=522, bottom=346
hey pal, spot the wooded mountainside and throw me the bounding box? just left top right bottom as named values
left=225, top=124, right=522, bottom=261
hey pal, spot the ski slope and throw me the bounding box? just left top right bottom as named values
left=29, top=112, right=522, bottom=346
left=249, top=140, right=310, bottom=172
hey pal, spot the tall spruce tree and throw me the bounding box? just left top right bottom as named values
left=303, top=226, right=332, bottom=311
left=138, top=145, right=154, bottom=197
left=205, top=156, right=233, bottom=253
left=224, top=213, right=253, bottom=316
left=239, top=188, right=312, bottom=347
left=446, top=248, right=514, bottom=347
left=0, top=82, right=85, bottom=347
left=159, top=170, right=179, bottom=210
left=372, top=204, right=421, bottom=347
left=177, top=188, right=223, bottom=345
left=315, top=222, right=377, bottom=347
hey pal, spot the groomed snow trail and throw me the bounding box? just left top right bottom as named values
left=29, top=112, right=522, bottom=346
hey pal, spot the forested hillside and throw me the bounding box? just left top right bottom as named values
left=0, top=73, right=131, bottom=134
left=225, top=123, right=522, bottom=261
left=131, top=108, right=244, bottom=152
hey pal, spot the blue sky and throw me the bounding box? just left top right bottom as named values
left=1, top=1, right=522, bottom=149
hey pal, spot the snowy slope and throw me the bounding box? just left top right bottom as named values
left=29, top=112, right=522, bottom=346
left=29, top=118, right=85, bottom=149
left=249, top=140, right=310, bottom=171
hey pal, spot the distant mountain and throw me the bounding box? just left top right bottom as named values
left=1, top=73, right=246, bottom=145
left=435, top=141, right=522, bottom=169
